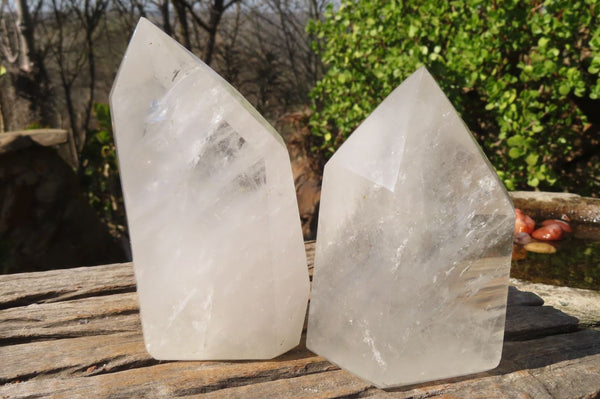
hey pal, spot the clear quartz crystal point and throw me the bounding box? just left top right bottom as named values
left=110, top=18, right=309, bottom=360
left=307, top=67, right=515, bottom=388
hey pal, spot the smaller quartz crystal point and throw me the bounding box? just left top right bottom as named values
left=307, top=67, right=515, bottom=388
left=110, top=18, right=309, bottom=360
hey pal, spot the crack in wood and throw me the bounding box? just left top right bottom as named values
left=46, top=286, right=138, bottom=304
left=0, top=328, right=139, bottom=346
left=79, top=357, right=165, bottom=377
left=172, top=361, right=335, bottom=396
left=0, top=292, right=64, bottom=311
left=43, top=309, right=140, bottom=329
left=0, top=286, right=138, bottom=311
left=0, top=366, right=75, bottom=385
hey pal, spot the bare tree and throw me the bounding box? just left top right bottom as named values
left=0, top=64, right=5, bottom=131
left=49, top=0, right=85, bottom=143
left=0, top=0, right=58, bottom=128
left=72, top=0, right=109, bottom=150
left=1, top=0, right=328, bottom=140
left=111, top=0, right=148, bottom=32
left=170, top=0, right=242, bottom=65
left=218, top=0, right=324, bottom=118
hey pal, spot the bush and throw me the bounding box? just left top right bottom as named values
left=79, top=103, right=127, bottom=237
left=308, top=0, right=600, bottom=194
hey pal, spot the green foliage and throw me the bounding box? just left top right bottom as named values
left=80, top=103, right=126, bottom=236
left=308, top=0, right=600, bottom=194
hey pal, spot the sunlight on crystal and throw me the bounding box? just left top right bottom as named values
left=307, top=67, right=515, bottom=388
left=110, top=18, right=309, bottom=360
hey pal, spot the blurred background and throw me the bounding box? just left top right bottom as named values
left=0, top=0, right=599, bottom=273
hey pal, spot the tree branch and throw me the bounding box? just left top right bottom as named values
left=171, top=0, right=209, bottom=31
left=223, top=0, right=241, bottom=11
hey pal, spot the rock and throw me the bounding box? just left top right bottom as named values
left=510, top=191, right=600, bottom=225
left=515, top=208, right=535, bottom=234
left=0, top=145, right=126, bottom=273
left=511, top=278, right=600, bottom=327
left=532, top=224, right=563, bottom=241
left=524, top=242, right=557, bottom=254
left=541, top=219, right=572, bottom=233
left=514, top=232, right=532, bottom=245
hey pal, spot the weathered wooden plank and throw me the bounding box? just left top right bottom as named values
left=0, top=289, right=565, bottom=347
left=0, top=281, right=575, bottom=348
left=0, top=347, right=335, bottom=398
left=0, top=242, right=318, bottom=310
left=2, top=240, right=599, bottom=398
left=530, top=353, right=600, bottom=399
left=0, top=263, right=135, bottom=309
left=3, top=324, right=598, bottom=397
left=1, top=326, right=599, bottom=398
left=394, top=351, right=600, bottom=399
left=6, top=339, right=596, bottom=399
left=0, top=292, right=140, bottom=344
left=395, top=370, right=554, bottom=399
left=305, top=240, right=315, bottom=279
left=0, top=333, right=152, bottom=384
left=502, top=329, right=600, bottom=371
left=198, top=369, right=375, bottom=399
left=382, top=329, right=600, bottom=397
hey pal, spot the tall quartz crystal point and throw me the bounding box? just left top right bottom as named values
left=307, top=67, right=515, bottom=388
left=110, top=18, right=309, bottom=360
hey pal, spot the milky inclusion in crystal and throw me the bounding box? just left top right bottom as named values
left=110, top=18, right=309, bottom=360
left=307, top=67, right=515, bottom=388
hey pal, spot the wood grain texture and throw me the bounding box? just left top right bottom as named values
left=0, top=263, right=135, bottom=310
left=1, top=241, right=599, bottom=398
left=0, top=292, right=141, bottom=344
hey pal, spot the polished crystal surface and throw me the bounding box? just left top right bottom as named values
left=110, top=18, right=309, bottom=360
left=307, top=67, right=515, bottom=388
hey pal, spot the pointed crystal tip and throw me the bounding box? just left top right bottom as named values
left=307, top=67, right=514, bottom=387
left=111, top=18, right=309, bottom=360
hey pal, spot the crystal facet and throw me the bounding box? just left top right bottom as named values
left=110, top=18, right=309, bottom=360
left=307, top=67, right=515, bottom=388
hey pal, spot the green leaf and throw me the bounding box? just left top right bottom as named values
left=531, top=124, right=544, bottom=133
left=509, top=147, right=522, bottom=158
left=308, top=0, right=600, bottom=197
left=525, top=153, right=539, bottom=166
left=558, top=83, right=571, bottom=95
left=408, top=25, right=418, bottom=38
left=507, top=135, right=525, bottom=147
left=528, top=177, right=540, bottom=187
